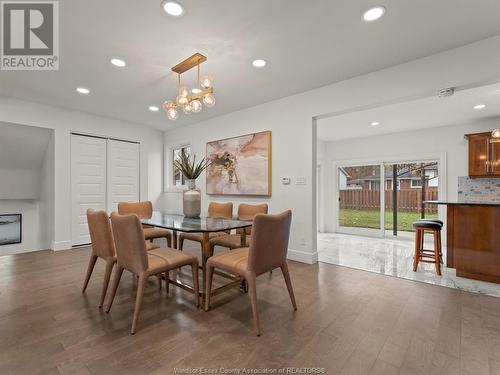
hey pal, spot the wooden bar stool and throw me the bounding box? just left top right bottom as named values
left=413, top=220, right=443, bottom=276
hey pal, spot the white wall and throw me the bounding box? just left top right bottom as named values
left=163, top=35, right=500, bottom=264
left=0, top=98, right=164, bottom=251
left=320, top=118, right=500, bottom=233
left=0, top=168, right=39, bottom=199
left=39, top=132, right=55, bottom=250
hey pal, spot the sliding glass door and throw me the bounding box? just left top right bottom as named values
left=336, top=160, right=439, bottom=238
left=337, top=164, right=384, bottom=237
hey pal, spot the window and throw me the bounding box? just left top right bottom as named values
left=172, top=145, right=191, bottom=186
left=411, top=179, right=422, bottom=188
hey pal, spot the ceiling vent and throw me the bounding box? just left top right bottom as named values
left=438, top=87, right=455, bottom=98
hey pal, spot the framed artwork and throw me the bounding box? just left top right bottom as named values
left=206, top=131, right=272, bottom=196
left=0, top=214, right=22, bottom=246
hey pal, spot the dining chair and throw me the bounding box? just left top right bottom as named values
left=205, top=210, right=296, bottom=336
left=118, top=201, right=172, bottom=247
left=82, top=209, right=117, bottom=308
left=82, top=209, right=161, bottom=308
left=178, top=202, right=233, bottom=250
left=106, top=212, right=199, bottom=334
left=209, top=203, right=268, bottom=252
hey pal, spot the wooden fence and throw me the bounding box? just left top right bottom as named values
left=339, top=189, right=438, bottom=213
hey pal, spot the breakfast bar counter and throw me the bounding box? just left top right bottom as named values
left=425, top=200, right=500, bottom=283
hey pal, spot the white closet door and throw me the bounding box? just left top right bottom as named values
left=71, top=134, right=107, bottom=246
left=106, top=139, right=140, bottom=213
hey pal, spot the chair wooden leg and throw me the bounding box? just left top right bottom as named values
left=157, top=275, right=162, bottom=291
left=204, top=262, right=214, bottom=311
left=165, top=271, right=170, bottom=295
left=247, top=272, right=261, bottom=336
left=131, top=275, right=147, bottom=335
left=99, top=260, right=114, bottom=308
left=281, top=262, right=297, bottom=310
left=106, top=266, right=124, bottom=313
left=192, top=262, right=200, bottom=308
left=413, top=229, right=421, bottom=272
left=82, top=255, right=98, bottom=293
left=179, top=237, right=184, bottom=251
left=166, top=235, right=172, bottom=248
left=434, top=230, right=442, bottom=276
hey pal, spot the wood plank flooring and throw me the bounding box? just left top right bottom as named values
left=1, top=244, right=500, bottom=375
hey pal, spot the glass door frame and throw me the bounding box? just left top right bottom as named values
left=334, top=162, right=385, bottom=238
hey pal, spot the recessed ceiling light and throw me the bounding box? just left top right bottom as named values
left=192, top=88, right=202, bottom=94
left=363, top=6, right=386, bottom=22
left=110, top=58, right=126, bottom=67
left=371, top=121, right=380, bottom=126
left=473, top=104, right=486, bottom=110
left=252, top=59, right=267, bottom=68
left=161, top=0, right=184, bottom=16
left=76, top=87, right=90, bottom=95
left=149, top=105, right=160, bottom=112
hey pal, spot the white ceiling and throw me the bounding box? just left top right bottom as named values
left=317, top=82, right=500, bottom=141
left=0, top=0, right=499, bottom=131
left=0, top=122, right=53, bottom=169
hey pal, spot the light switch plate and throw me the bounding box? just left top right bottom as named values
left=295, top=176, right=307, bottom=185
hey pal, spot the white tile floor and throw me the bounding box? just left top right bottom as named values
left=318, top=232, right=500, bottom=297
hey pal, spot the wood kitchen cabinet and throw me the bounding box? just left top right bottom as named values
left=467, top=132, right=500, bottom=177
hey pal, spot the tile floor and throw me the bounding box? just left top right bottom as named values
left=318, top=232, right=500, bottom=298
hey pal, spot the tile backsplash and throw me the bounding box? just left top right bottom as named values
left=458, top=176, right=500, bottom=202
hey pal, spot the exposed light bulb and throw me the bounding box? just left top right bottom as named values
left=178, top=86, right=189, bottom=97
left=192, top=88, right=202, bottom=94
left=203, top=93, right=216, bottom=108
left=167, top=108, right=178, bottom=120
left=183, top=102, right=193, bottom=114
left=492, top=129, right=500, bottom=138
left=149, top=105, right=159, bottom=112
left=177, top=95, right=188, bottom=105
left=201, top=75, right=213, bottom=89
left=191, top=99, right=202, bottom=113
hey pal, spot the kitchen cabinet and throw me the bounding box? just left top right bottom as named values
left=467, top=132, right=500, bottom=177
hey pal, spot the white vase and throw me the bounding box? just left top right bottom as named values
left=183, top=179, right=201, bottom=218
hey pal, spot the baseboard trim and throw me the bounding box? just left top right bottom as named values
left=51, top=240, right=72, bottom=251
left=287, top=248, right=318, bottom=264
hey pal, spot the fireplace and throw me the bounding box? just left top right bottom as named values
left=0, top=214, right=22, bottom=245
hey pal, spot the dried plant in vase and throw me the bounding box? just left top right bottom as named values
left=173, top=149, right=211, bottom=218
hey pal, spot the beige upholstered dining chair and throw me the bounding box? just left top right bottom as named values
left=205, top=210, right=296, bottom=336
left=82, top=209, right=161, bottom=308
left=209, top=203, right=268, bottom=252
left=82, top=209, right=117, bottom=308
left=178, top=202, right=233, bottom=250
left=106, top=212, right=199, bottom=334
left=118, top=201, right=172, bottom=247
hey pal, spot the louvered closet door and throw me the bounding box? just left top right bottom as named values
left=71, top=135, right=107, bottom=246
left=106, top=139, right=140, bottom=213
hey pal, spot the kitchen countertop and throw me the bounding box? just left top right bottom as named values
left=424, top=200, right=500, bottom=206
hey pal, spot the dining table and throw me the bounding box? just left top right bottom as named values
left=142, top=211, right=253, bottom=308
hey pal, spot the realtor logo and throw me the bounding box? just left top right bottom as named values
left=1, top=1, right=59, bottom=70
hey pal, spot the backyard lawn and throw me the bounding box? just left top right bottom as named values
left=339, top=208, right=438, bottom=232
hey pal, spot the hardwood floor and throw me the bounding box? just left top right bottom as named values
left=1, top=244, right=500, bottom=375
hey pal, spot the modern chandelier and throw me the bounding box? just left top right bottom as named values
left=163, top=53, right=215, bottom=120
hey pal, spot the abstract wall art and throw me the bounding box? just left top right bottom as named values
left=206, top=131, right=272, bottom=196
